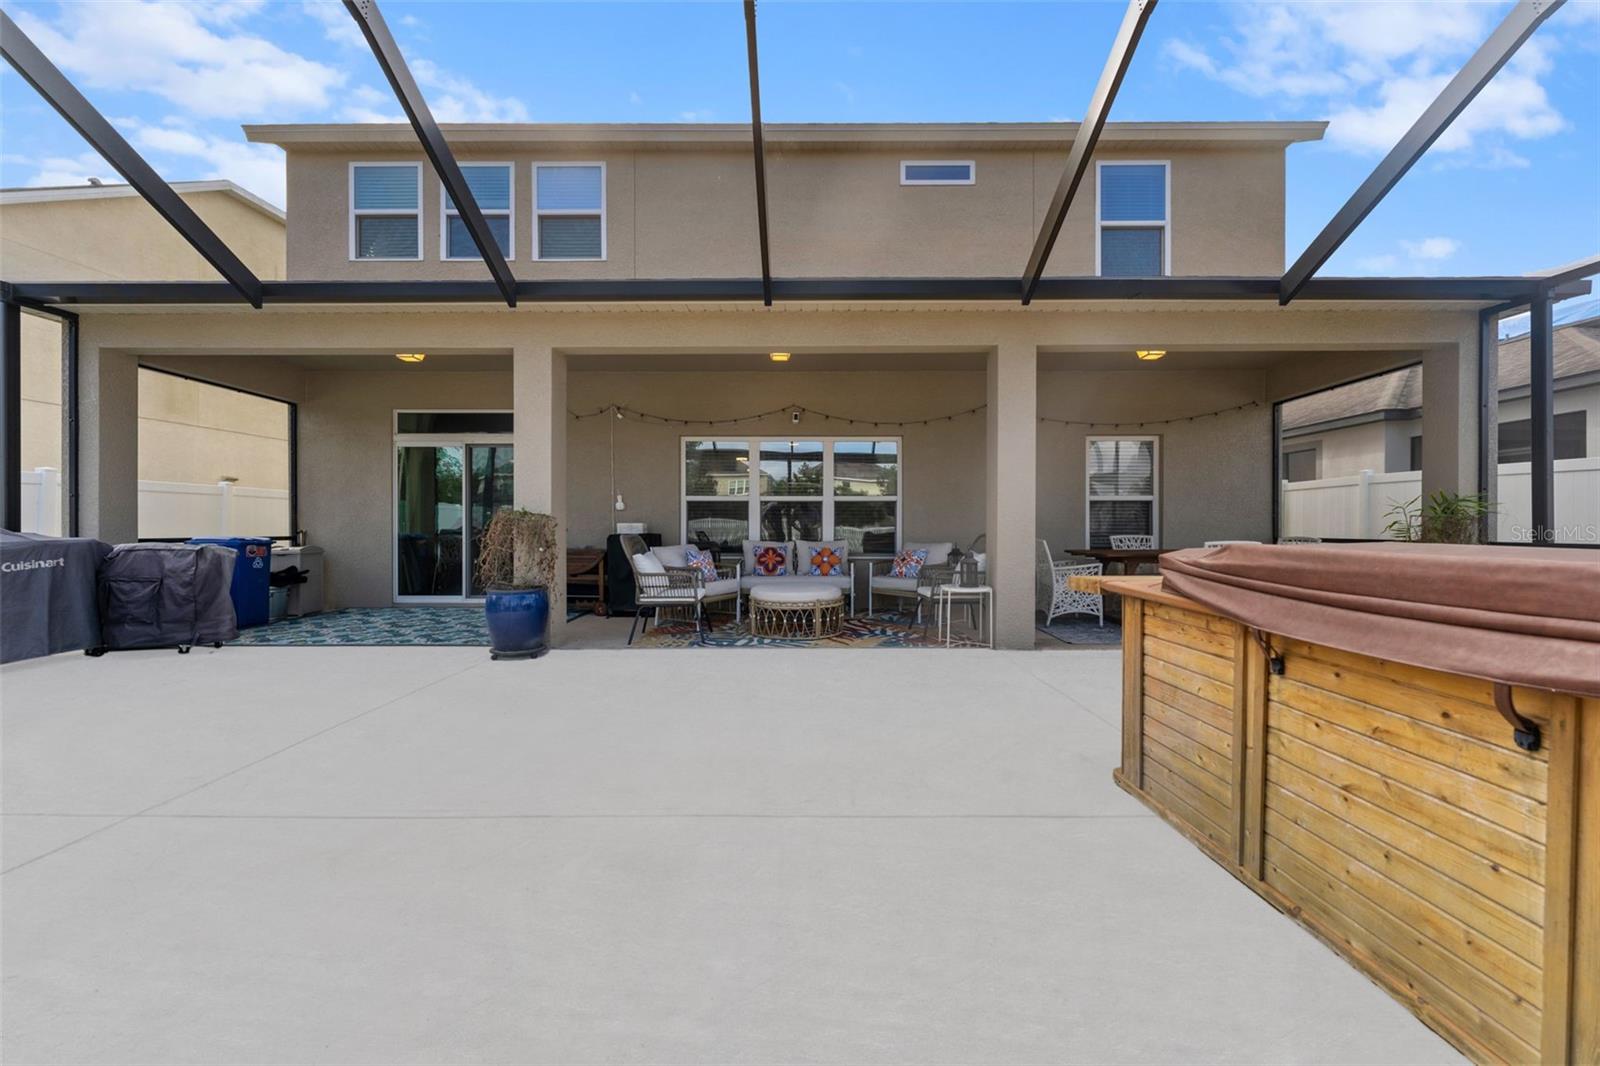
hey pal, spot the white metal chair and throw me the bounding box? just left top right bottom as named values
left=1108, top=534, right=1155, bottom=549
left=1037, top=540, right=1104, bottom=627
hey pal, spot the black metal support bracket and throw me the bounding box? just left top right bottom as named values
left=1493, top=683, right=1542, bottom=752
left=743, top=0, right=773, bottom=307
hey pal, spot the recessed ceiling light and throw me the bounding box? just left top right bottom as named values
left=769, top=351, right=791, bottom=363
left=396, top=352, right=426, bottom=364
left=1135, top=349, right=1167, bottom=361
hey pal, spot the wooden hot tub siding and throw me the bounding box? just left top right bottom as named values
left=1111, top=587, right=1599, bottom=1066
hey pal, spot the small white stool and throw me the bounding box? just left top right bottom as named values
left=936, top=584, right=992, bottom=648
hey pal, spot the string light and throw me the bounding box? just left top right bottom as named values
left=569, top=399, right=1263, bottom=430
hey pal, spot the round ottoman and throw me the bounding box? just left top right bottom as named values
left=749, top=581, right=846, bottom=640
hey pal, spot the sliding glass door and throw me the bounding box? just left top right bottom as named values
left=394, top=421, right=514, bottom=601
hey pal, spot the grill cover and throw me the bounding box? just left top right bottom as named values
left=1160, top=541, right=1600, bottom=698
left=0, top=531, right=111, bottom=663
left=99, top=543, right=238, bottom=651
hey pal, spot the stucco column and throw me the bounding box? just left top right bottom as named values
left=512, top=343, right=569, bottom=646
left=1421, top=329, right=1481, bottom=501
left=985, top=341, right=1038, bottom=649
left=76, top=329, right=139, bottom=543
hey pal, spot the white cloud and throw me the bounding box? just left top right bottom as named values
left=677, top=109, right=715, bottom=123
left=629, top=91, right=644, bottom=106
left=1164, top=1, right=1571, bottom=163
left=1399, top=236, right=1461, bottom=262
left=300, top=0, right=366, bottom=48
left=411, top=60, right=529, bottom=123
left=1356, top=253, right=1399, bottom=273
left=17, top=2, right=345, bottom=120
left=24, top=151, right=119, bottom=188
left=128, top=121, right=288, bottom=206
left=339, top=85, right=406, bottom=124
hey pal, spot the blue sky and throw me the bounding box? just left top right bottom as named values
left=2, top=0, right=1597, bottom=278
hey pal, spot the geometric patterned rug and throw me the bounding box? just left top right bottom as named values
left=1036, top=615, right=1121, bottom=647
left=230, top=607, right=491, bottom=646
left=631, top=613, right=957, bottom=649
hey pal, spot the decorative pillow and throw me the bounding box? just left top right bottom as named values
left=684, top=546, right=718, bottom=582
left=808, top=544, right=844, bottom=577
left=632, top=552, right=665, bottom=576
left=752, top=542, right=790, bottom=577
left=890, top=547, right=929, bottom=578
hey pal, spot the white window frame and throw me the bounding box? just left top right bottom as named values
left=391, top=409, right=514, bottom=605
left=899, top=160, right=975, bottom=186
left=349, top=161, right=423, bottom=262
left=1085, top=435, right=1160, bottom=549
left=680, top=436, right=904, bottom=554
left=440, top=162, right=514, bottom=261
left=1094, top=160, right=1171, bottom=278
left=532, top=161, right=607, bottom=262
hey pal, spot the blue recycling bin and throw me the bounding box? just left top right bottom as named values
left=188, top=537, right=273, bottom=629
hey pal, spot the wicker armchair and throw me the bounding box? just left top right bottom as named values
left=1037, top=539, right=1103, bottom=627
left=619, top=535, right=741, bottom=645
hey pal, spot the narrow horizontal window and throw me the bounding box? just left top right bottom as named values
left=900, top=161, right=974, bottom=185
left=534, top=163, right=605, bottom=260
left=396, top=411, right=514, bottom=434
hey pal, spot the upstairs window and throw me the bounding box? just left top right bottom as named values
left=1097, top=162, right=1168, bottom=277
left=534, top=163, right=605, bottom=260
left=900, top=160, right=974, bottom=185
left=351, top=163, right=421, bottom=260
left=442, top=164, right=513, bottom=260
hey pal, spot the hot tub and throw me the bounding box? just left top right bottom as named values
left=1097, top=542, right=1598, bottom=1065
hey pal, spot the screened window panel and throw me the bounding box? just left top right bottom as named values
left=536, top=166, right=602, bottom=211
left=686, top=500, right=749, bottom=553
left=356, top=215, right=419, bottom=259
left=1100, top=164, right=1166, bottom=221
left=759, top=441, right=824, bottom=496
left=903, top=163, right=971, bottom=183
left=1100, top=228, right=1163, bottom=277
left=1088, top=500, right=1154, bottom=549
left=538, top=216, right=602, bottom=259
left=834, top=440, right=897, bottom=495
left=760, top=501, right=822, bottom=542
left=445, top=165, right=511, bottom=212
left=834, top=500, right=897, bottom=555
left=684, top=440, right=750, bottom=496
left=446, top=215, right=511, bottom=259
left=353, top=165, right=418, bottom=210
left=1088, top=439, right=1155, bottom=497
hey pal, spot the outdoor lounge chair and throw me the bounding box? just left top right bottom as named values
left=861, top=541, right=956, bottom=617
left=1037, top=539, right=1103, bottom=627
left=619, top=534, right=741, bottom=644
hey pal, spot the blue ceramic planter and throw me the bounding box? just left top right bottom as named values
left=484, top=585, right=550, bottom=660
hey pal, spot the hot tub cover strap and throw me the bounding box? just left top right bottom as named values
left=1159, top=542, right=1600, bottom=699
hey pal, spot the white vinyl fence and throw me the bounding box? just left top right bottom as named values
left=1281, top=458, right=1600, bottom=543
left=18, top=467, right=289, bottom=539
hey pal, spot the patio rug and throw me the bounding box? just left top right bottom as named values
left=1037, top=616, right=1121, bottom=647
left=631, top=614, right=962, bottom=649
left=231, top=607, right=491, bottom=646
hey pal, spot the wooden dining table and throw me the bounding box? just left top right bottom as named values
left=1076, top=547, right=1171, bottom=574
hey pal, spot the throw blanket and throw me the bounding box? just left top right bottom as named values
left=1159, top=541, right=1600, bottom=698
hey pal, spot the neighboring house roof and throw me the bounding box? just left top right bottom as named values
left=1282, top=316, right=1600, bottom=434
left=245, top=120, right=1328, bottom=150
left=0, top=180, right=285, bottom=224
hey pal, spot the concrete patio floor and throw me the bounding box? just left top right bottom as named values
left=2, top=646, right=1461, bottom=1065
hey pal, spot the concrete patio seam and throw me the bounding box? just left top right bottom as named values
left=1018, top=666, right=1123, bottom=733
left=0, top=658, right=483, bottom=876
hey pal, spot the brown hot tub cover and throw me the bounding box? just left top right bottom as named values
left=1159, top=542, right=1600, bottom=698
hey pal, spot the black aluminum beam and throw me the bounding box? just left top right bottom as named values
left=2, top=297, right=19, bottom=530
left=1537, top=254, right=1600, bottom=288
left=0, top=10, right=264, bottom=307
left=744, top=0, right=773, bottom=307
left=1021, top=0, right=1157, bottom=305
left=343, top=0, right=518, bottom=308
left=1528, top=291, right=1555, bottom=543
left=1280, top=0, right=1565, bottom=305
left=1477, top=306, right=1498, bottom=542
left=4, top=274, right=1561, bottom=307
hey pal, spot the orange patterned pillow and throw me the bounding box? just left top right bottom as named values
left=809, top=545, right=843, bottom=576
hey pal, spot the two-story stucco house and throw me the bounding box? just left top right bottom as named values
left=27, top=120, right=1512, bottom=647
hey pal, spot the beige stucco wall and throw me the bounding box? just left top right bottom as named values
left=136, top=369, right=291, bottom=488
left=19, top=311, right=64, bottom=471
left=0, top=189, right=285, bottom=281
left=286, top=143, right=1287, bottom=281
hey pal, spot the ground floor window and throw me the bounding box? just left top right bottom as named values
left=682, top=437, right=900, bottom=554
left=1086, top=436, right=1158, bottom=548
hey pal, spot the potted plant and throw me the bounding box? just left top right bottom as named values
left=473, top=508, right=560, bottom=659
left=1383, top=490, right=1496, bottom=544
